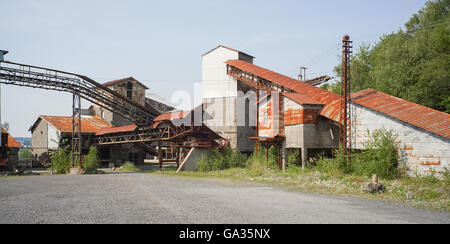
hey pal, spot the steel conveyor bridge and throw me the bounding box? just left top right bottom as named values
left=0, top=60, right=162, bottom=167
left=0, top=58, right=225, bottom=169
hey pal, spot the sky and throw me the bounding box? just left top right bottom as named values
left=0, top=0, right=429, bottom=137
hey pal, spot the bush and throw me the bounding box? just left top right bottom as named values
left=51, top=147, right=71, bottom=174
left=19, top=149, right=33, bottom=160
left=197, top=147, right=247, bottom=172
left=352, top=129, right=400, bottom=179
left=121, top=161, right=138, bottom=171
left=286, top=150, right=301, bottom=168
left=315, top=156, right=342, bottom=175
left=83, top=146, right=100, bottom=173
left=311, top=128, right=401, bottom=179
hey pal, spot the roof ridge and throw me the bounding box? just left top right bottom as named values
left=103, top=77, right=149, bottom=89
left=202, top=45, right=255, bottom=58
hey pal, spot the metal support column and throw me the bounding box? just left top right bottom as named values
left=72, top=92, right=82, bottom=169
left=158, top=140, right=163, bottom=170
left=340, top=35, right=353, bottom=155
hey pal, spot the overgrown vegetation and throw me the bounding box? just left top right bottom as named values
left=329, top=0, right=450, bottom=112
left=120, top=161, right=139, bottom=172
left=83, top=146, right=100, bottom=174
left=171, top=128, right=449, bottom=211
left=197, top=146, right=247, bottom=172
left=51, top=147, right=72, bottom=174
left=312, top=129, right=400, bottom=179
left=197, top=129, right=401, bottom=180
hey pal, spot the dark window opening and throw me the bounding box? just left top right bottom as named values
left=126, top=82, right=133, bottom=99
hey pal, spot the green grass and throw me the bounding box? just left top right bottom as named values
left=149, top=130, right=449, bottom=211
left=119, top=162, right=140, bottom=172
left=151, top=166, right=450, bottom=212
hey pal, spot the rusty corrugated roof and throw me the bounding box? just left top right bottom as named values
left=225, top=60, right=341, bottom=122
left=282, top=92, right=324, bottom=106
left=154, top=104, right=212, bottom=122
left=1, top=128, right=21, bottom=148
left=226, top=60, right=450, bottom=139
left=352, top=89, right=450, bottom=139
left=154, top=111, right=190, bottom=122
left=39, top=116, right=111, bottom=134
left=96, top=124, right=137, bottom=136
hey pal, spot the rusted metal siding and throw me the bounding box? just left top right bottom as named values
left=258, top=95, right=284, bottom=138
left=352, top=103, right=450, bottom=175
left=283, top=97, right=322, bottom=125
left=225, top=59, right=342, bottom=123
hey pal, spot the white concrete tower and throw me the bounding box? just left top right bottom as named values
left=202, top=45, right=256, bottom=153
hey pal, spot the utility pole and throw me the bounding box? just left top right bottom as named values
left=298, top=66, right=307, bottom=81
left=0, top=50, right=8, bottom=146
left=340, top=35, right=352, bottom=154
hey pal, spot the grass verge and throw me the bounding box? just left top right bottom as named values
left=151, top=167, right=450, bottom=212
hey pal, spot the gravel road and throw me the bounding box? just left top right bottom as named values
left=0, top=173, right=448, bottom=224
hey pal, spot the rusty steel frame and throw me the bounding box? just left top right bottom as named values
left=304, top=75, right=333, bottom=86
left=0, top=60, right=162, bottom=168
left=95, top=124, right=226, bottom=147
left=0, top=61, right=159, bottom=126
left=72, top=92, right=82, bottom=168
left=227, top=65, right=291, bottom=93
left=340, top=35, right=352, bottom=154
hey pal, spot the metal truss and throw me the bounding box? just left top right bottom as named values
left=72, top=92, right=82, bottom=168
left=96, top=123, right=226, bottom=148
left=304, top=75, right=333, bottom=86
left=227, top=65, right=293, bottom=93
left=0, top=61, right=159, bottom=126
left=0, top=60, right=160, bottom=167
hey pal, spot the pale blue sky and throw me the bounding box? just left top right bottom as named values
left=1, top=0, right=428, bottom=137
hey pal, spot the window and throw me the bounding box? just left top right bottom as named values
left=126, top=82, right=133, bottom=99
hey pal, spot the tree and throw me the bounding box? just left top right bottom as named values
left=83, top=146, right=100, bottom=172
left=333, top=0, right=450, bottom=113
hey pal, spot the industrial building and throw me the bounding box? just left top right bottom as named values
left=29, top=76, right=176, bottom=167
left=202, top=45, right=450, bottom=175
left=1, top=44, right=448, bottom=175
left=0, top=128, right=21, bottom=170
left=29, top=115, right=110, bottom=162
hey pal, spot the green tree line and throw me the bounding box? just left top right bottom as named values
left=328, top=0, right=449, bottom=113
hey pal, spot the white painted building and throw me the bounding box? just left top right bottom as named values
left=202, top=45, right=256, bottom=153
left=351, top=89, right=450, bottom=175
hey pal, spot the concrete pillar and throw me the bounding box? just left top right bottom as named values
left=301, top=147, right=308, bottom=171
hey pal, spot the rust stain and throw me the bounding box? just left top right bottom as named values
left=420, top=160, right=441, bottom=166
